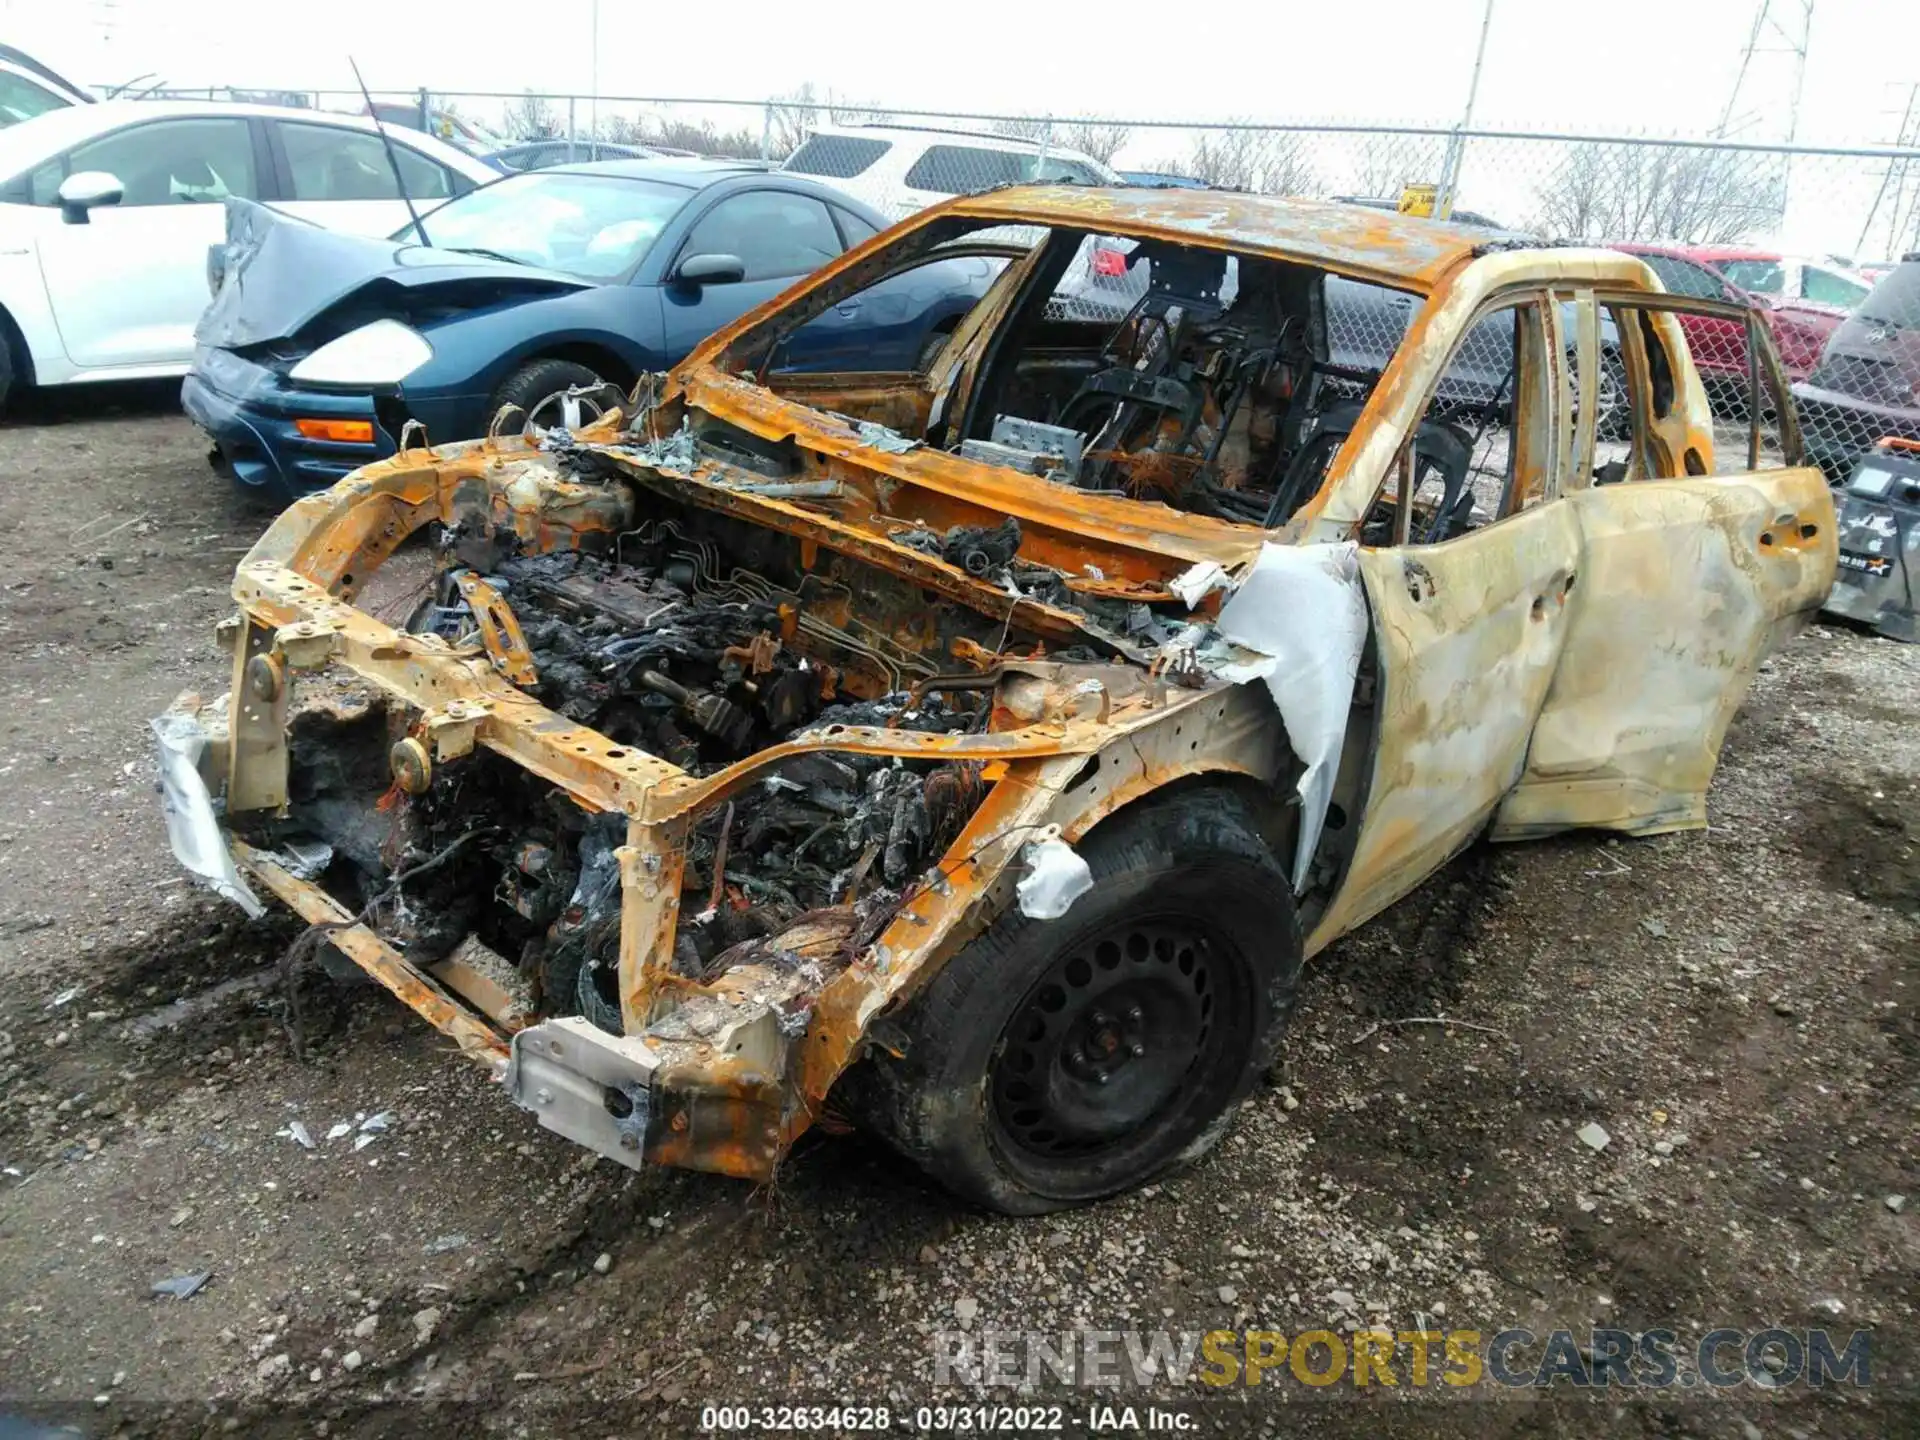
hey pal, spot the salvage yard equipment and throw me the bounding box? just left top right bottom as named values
left=156, top=186, right=1835, bottom=1213
left=1823, top=437, right=1920, bottom=641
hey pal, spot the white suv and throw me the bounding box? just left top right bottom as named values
left=782, top=124, right=1133, bottom=322
left=781, top=123, right=1117, bottom=223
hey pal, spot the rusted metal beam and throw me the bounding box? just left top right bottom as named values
left=234, top=840, right=510, bottom=1063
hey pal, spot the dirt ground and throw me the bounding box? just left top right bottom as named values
left=0, top=390, right=1914, bottom=1440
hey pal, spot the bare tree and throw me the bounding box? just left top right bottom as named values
left=767, top=83, right=820, bottom=160
left=1150, top=126, right=1319, bottom=195
left=1257, top=131, right=1320, bottom=197
left=992, top=115, right=1130, bottom=164
left=1061, top=120, right=1131, bottom=166
left=826, top=94, right=893, bottom=127
left=499, top=91, right=560, bottom=141
left=1530, top=143, right=1612, bottom=237
left=1530, top=141, right=1784, bottom=242
left=595, top=114, right=648, bottom=146
left=757, top=84, right=895, bottom=160
left=990, top=116, right=1052, bottom=145
left=1348, top=133, right=1444, bottom=199
left=650, top=117, right=764, bottom=160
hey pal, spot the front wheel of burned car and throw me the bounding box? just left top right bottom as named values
left=858, top=789, right=1302, bottom=1215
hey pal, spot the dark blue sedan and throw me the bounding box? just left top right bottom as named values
left=183, top=159, right=1000, bottom=502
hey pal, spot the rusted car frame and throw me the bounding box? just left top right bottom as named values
left=158, top=188, right=1835, bottom=1207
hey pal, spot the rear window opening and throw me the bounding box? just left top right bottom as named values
left=783, top=135, right=891, bottom=180
left=901, top=145, right=1103, bottom=194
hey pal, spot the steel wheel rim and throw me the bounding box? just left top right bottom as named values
left=988, top=915, right=1253, bottom=1190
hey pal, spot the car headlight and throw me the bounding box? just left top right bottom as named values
left=289, top=320, right=433, bottom=385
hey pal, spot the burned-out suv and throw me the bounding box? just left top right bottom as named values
left=156, top=188, right=1834, bottom=1214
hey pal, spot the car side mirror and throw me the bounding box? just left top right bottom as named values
left=675, top=252, right=746, bottom=286
left=57, top=171, right=124, bottom=225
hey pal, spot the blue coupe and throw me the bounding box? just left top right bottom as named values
left=183, top=159, right=1000, bottom=501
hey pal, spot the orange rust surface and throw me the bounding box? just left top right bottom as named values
left=646, top=1053, right=784, bottom=1180
left=943, top=187, right=1490, bottom=289
left=763, top=373, right=933, bottom=436
left=617, top=817, right=687, bottom=1032
left=453, top=569, right=539, bottom=686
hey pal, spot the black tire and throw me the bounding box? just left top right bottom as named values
left=542, top=945, right=623, bottom=1035
left=859, top=788, right=1302, bottom=1214
left=915, top=326, right=955, bottom=373
left=0, top=333, right=14, bottom=414
left=487, top=359, right=622, bottom=435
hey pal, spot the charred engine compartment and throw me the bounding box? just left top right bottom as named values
left=250, top=497, right=1056, bottom=1035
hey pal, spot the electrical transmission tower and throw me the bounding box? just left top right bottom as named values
left=1856, top=82, right=1920, bottom=260
left=1715, top=0, right=1816, bottom=144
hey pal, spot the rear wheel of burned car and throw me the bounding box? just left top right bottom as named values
left=859, top=789, right=1301, bottom=1215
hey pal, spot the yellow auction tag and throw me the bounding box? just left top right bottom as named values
left=1398, top=183, right=1437, bottom=217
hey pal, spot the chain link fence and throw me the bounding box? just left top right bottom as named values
left=151, top=85, right=1920, bottom=481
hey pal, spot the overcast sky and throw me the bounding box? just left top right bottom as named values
left=16, top=0, right=1917, bottom=145
left=7, top=0, right=1917, bottom=252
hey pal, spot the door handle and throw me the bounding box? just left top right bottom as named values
left=834, top=300, right=861, bottom=316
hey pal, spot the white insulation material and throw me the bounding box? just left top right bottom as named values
left=151, top=714, right=264, bottom=918
left=1015, top=838, right=1095, bottom=920
left=1213, top=542, right=1369, bottom=891
left=1168, top=560, right=1232, bottom=610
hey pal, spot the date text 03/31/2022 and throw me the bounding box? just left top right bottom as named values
left=698, top=1404, right=1194, bottom=1431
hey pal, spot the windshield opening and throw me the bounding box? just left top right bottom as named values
left=402, top=172, right=689, bottom=280
left=1718, top=259, right=1784, bottom=296
left=724, top=215, right=1453, bottom=535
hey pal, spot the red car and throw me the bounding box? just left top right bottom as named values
left=1612, top=244, right=1869, bottom=384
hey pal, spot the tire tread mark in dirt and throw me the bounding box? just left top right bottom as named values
left=1794, top=770, right=1920, bottom=917
left=1340, top=840, right=1503, bottom=1020
left=0, top=903, right=301, bottom=1154
left=305, top=1170, right=760, bottom=1421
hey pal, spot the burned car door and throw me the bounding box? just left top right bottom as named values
left=1490, top=294, right=1836, bottom=839
left=1310, top=291, right=1585, bottom=945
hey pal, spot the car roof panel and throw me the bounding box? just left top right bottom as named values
left=943, top=184, right=1524, bottom=290
left=550, top=157, right=768, bottom=184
